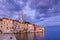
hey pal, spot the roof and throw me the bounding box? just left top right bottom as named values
left=13, top=20, right=20, bottom=22
left=23, top=21, right=31, bottom=24
left=2, top=18, right=12, bottom=20
left=0, top=18, right=41, bottom=27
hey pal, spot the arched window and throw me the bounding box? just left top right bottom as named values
left=1, top=26, right=2, bottom=28
left=0, top=19, right=2, bottom=21
left=0, top=30, right=2, bottom=33
left=7, top=27, right=8, bottom=29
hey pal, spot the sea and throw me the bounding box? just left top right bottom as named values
left=0, top=25, right=60, bottom=40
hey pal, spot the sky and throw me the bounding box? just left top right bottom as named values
left=0, top=0, right=60, bottom=26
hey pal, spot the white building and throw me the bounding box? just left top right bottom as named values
left=28, top=24, right=34, bottom=32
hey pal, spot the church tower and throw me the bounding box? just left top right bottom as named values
left=20, top=13, right=23, bottom=23
left=20, top=13, right=24, bottom=32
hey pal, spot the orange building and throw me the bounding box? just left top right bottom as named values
left=0, top=18, right=13, bottom=33
left=34, top=25, right=44, bottom=33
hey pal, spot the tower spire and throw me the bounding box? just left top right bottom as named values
left=20, top=13, right=23, bottom=23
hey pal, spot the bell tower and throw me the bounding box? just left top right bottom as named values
left=20, top=13, right=24, bottom=32
left=20, top=13, right=23, bottom=23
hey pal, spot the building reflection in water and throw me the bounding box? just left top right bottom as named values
left=15, top=33, right=44, bottom=40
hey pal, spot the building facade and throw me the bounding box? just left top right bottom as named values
left=0, top=18, right=3, bottom=33
left=13, top=20, right=20, bottom=33
left=28, top=24, right=34, bottom=32
left=34, top=25, right=44, bottom=33
left=2, top=18, right=13, bottom=33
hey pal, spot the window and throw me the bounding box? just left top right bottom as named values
left=0, top=30, right=2, bottom=33
left=0, top=19, right=2, bottom=21
left=7, top=27, right=8, bottom=29
left=1, top=26, right=2, bottom=28
left=7, top=23, right=8, bottom=26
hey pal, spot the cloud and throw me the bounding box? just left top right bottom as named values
left=30, top=0, right=60, bottom=17
left=22, top=1, right=36, bottom=20
left=0, top=0, right=60, bottom=26
left=0, top=0, right=24, bottom=19
left=35, top=16, right=60, bottom=26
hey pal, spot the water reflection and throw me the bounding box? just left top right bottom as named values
left=0, top=34, right=16, bottom=40
left=15, top=33, right=44, bottom=40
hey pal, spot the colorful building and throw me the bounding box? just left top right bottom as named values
left=0, top=18, right=13, bottom=33
left=34, top=25, right=44, bottom=33
left=27, top=24, right=34, bottom=32
left=13, top=20, right=20, bottom=33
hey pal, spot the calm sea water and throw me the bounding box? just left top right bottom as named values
left=15, top=33, right=44, bottom=40
left=44, top=25, right=60, bottom=40
left=15, top=31, right=60, bottom=40
left=44, top=31, right=60, bottom=40
left=0, top=31, right=60, bottom=40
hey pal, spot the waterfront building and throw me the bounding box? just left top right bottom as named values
left=23, top=22, right=28, bottom=32
left=19, top=13, right=25, bottom=32
left=13, top=20, right=20, bottom=33
left=36, top=26, right=42, bottom=32
left=2, top=18, right=13, bottom=33
left=0, top=18, right=3, bottom=33
left=0, top=13, right=44, bottom=33
left=34, top=25, right=44, bottom=33
left=28, top=24, right=34, bottom=32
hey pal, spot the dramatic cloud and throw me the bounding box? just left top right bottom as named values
left=35, top=16, right=60, bottom=26
left=0, top=0, right=60, bottom=26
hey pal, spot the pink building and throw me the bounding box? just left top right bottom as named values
left=1, top=18, right=13, bottom=33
